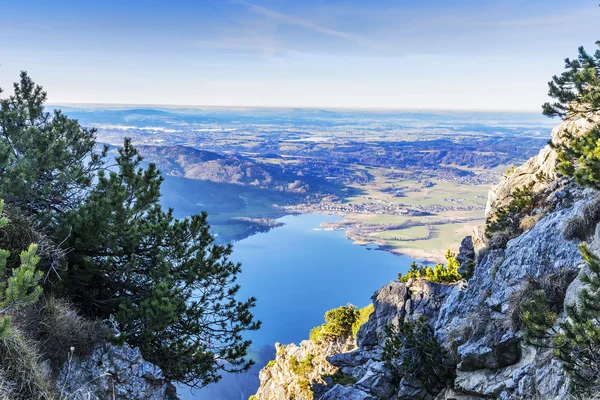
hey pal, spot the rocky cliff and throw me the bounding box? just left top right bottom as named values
left=253, top=111, right=600, bottom=400
left=56, top=342, right=174, bottom=400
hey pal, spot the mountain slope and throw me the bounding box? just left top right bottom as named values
left=252, top=109, right=600, bottom=399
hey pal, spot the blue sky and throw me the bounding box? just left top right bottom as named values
left=0, top=0, right=598, bottom=110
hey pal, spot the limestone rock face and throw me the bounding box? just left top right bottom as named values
left=56, top=342, right=172, bottom=400
left=485, top=111, right=600, bottom=219
left=456, top=236, right=475, bottom=276
left=253, top=335, right=356, bottom=400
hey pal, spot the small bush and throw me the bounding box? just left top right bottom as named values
left=352, top=304, right=374, bottom=337
left=297, top=378, right=311, bottom=394
left=398, top=250, right=461, bottom=283
left=521, top=244, right=600, bottom=395
left=519, top=214, right=542, bottom=232
left=485, top=182, right=544, bottom=248
left=487, top=228, right=512, bottom=249
left=563, top=215, right=586, bottom=240
left=563, top=197, right=600, bottom=241
left=508, top=269, right=577, bottom=331
left=382, top=318, right=454, bottom=393
left=289, top=353, right=314, bottom=377
left=0, top=204, right=64, bottom=275
left=276, top=345, right=285, bottom=356
left=310, top=305, right=360, bottom=343
left=322, top=371, right=356, bottom=386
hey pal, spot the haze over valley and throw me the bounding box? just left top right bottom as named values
left=63, top=106, right=554, bottom=261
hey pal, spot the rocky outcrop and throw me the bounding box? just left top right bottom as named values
left=254, top=335, right=356, bottom=400
left=253, top=110, right=600, bottom=400
left=56, top=342, right=173, bottom=400
left=485, top=110, right=600, bottom=219
left=325, top=279, right=461, bottom=400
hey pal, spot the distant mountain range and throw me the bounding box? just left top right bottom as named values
left=137, top=145, right=309, bottom=193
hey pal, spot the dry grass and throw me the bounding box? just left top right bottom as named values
left=563, top=215, right=586, bottom=240
left=445, top=308, right=493, bottom=361
left=488, top=228, right=512, bottom=249
left=519, top=214, right=542, bottom=232
left=0, top=369, right=16, bottom=400
left=0, top=328, right=56, bottom=400
left=14, top=297, right=109, bottom=370
left=506, top=268, right=578, bottom=331
left=563, top=197, right=600, bottom=241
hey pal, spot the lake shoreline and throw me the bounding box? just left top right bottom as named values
left=221, top=210, right=455, bottom=264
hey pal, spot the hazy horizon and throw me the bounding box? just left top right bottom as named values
left=49, top=102, right=548, bottom=113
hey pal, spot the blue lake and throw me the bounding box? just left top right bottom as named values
left=233, top=213, right=412, bottom=347
left=180, top=213, right=412, bottom=399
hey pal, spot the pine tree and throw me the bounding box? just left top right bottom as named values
left=0, top=72, right=105, bottom=229
left=542, top=42, right=600, bottom=118
left=555, top=124, right=600, bottom=189
left=60, top=139, right=260, bottom=388
left=554, top=243, right=600, bottom=393
left=398, top=250, right=461, bottom=283
left=521, top=243, right=600, bottom=395
left=382, top=317, right=454, bottom=392
left=0, top=200, right=43, bottom=338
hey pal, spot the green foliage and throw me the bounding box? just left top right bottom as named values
left=289, top=353, right=314, bottom=377
left=398, top=250, right=461, bottom=283
left=266, top=360, right=276, bottom=368
left=334, top=375, right=357, bottom=386
left=59, top=139, right=260, bottom=388
left=510, top=269, right=576, bottom=332
left=556, top=125, right=600, bottom=190
left=352, top=303, right=374, bottom=337
left=521, top=243, right=600, bottom=395
left=462, top=260, right=475, bottom=281
left=297, top=378, right=311, bottom=395
left=248, top=396, right=258, bottom=400
left=326, top=372, right=357, bottom=386
left=0, top=72, right=105, bottom=229
left=310, top=304, right=369, bottom=343
left=0, top=72, right=262, bottom=391
left=542, top=42, right=600, bottom=118
left=485, top=182, right=537, bottom=247
left=382, top=318, right=454, bottom=392
left=0, top=200, right=43, bottom=339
